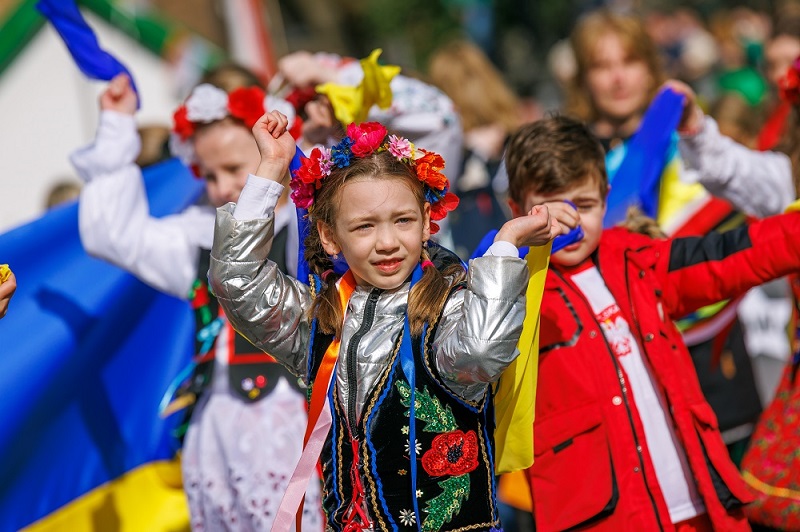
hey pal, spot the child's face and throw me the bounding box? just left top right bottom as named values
left=511, top=178, right=607, bottom=267
left=194, top=121, right=261, bottom=207
left=318, top=176, right=431, bottom=290
left=586, top=32, right=653, bottom=123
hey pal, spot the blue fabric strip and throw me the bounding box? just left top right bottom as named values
left=36, top=0, right=140, bottom=106
left=604, top=87, right=685, bottom=226
left=291, top=146, right=312, bottom=284
left=401, top=265, right=425, bottom=531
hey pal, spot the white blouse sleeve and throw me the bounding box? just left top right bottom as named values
left=73, top=111, right=214, bottom=299
left=678, top=116, right=795, bottom=218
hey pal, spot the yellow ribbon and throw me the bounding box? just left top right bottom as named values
left=315, top=48, right=400, bottom=125
left=493, top=242, right=551, bottom=474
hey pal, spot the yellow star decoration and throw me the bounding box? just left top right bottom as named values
left=398, top=469, right=407, bottom=476
left=401, top=426, right=409, bottom=435
left=316, top=48, right=401, bottom=125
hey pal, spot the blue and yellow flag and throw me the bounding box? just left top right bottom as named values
left=0, top=159, right=203, bottom=531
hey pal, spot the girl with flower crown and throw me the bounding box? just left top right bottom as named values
left=74, top=73, right=324, bottom=531
left=208, top=110, right=560, bottom=531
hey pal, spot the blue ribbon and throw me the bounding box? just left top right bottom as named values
left=401, top=264, right=425, bottom=531
left=604, top=87, right=685, bottom=227
left=290, top=146, right=312, bottom=284
left=36, top=0, right=140, bottom=106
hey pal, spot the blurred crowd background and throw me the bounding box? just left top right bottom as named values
left=1, top=0, right=799, bottom=234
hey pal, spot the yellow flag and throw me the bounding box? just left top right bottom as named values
left=493, top=242, right=551, bottom=474
left=315, top=48, right=400, bottom=125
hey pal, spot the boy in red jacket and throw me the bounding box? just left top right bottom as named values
left=506, top=116, right=800, bottom=531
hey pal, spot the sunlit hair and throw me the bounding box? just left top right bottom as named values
left=428, top=40, right=520, bottom=134
left=566, top=10, right=665, bottom=122
left=306, top=150, right=465, bottom=338
left=505, top=115, right=607, bottom=206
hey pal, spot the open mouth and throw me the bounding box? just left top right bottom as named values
left=373, top=258, right=403, bottom=274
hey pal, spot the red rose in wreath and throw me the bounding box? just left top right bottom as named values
left=421, top=430, right=479, bottom=477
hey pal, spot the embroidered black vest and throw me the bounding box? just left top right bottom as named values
left=182, top=225, right=302, bottom=412
left=308, top=260, right=499, bottom=531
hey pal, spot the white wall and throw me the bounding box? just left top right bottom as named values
left=0, top=12, right=181, bottom=233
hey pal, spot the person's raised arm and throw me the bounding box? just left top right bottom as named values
left=210, top=111, right=313, bottom=377
left=433, top=205, right=559, bottom=401
left=667, top=79, right=795, bottom=218
left=74, top=73, right=212, bottom=298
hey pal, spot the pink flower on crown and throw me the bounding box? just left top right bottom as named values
left=347, top=122, right=387, bottom=157
left=317, top=147, right=334, bottom=176
left=388, top=134, right=413, bottom=159
left=290, top=179, right=316, bottom=209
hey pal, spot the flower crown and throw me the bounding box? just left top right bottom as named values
left=779, top=55, right=800, bottom=105
left=290, top=122, right=458, bottom=234
left=170, top=83, right=302, bottom=175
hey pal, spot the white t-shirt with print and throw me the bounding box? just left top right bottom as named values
left=569, top=265, right=706, bottom=524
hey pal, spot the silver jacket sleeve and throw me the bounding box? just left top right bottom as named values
left=433, top=255, right=529, bottom=402
left=209, top=204, right=312, bottom=378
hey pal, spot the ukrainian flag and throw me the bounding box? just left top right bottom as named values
left=0, top=159, right=203, bottom=531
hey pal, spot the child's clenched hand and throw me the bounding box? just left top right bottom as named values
left=252, top=111, right=297, bottom=182
left=495, top=204, right=562, bottom=248
left=100, top=73, right=137, bottom=115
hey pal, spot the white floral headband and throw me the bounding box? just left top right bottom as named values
left=170, top=83, right=300, bottom=175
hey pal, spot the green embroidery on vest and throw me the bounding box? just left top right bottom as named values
left=422, top=473, right=470, bottom=531
left=395, top=380, right=457, bottom=432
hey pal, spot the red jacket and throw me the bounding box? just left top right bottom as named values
left=527, top=212, right=800, bottom=531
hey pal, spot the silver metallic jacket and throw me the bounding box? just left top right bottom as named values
left=209, top=204, right=529, bottom=418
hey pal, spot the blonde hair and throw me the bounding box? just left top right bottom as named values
left=618, top=205, right=666, bottom=238
left=566, top=10, right=665, bottom=122
left=306, top=150, right=465, bottom=338
left=428, top=40, right=520, bottom=134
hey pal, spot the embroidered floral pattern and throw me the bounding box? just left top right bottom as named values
left=399, top=508, right=416, bottom=526
left=395, top=381, right=456, bottom=432
left=404, top=438, right=422, bottom=456
left=420, top=430, right=479, bottom=477
left=394, top=380, right=482, bottom=530
left=422, top=474, right=471, bottom=531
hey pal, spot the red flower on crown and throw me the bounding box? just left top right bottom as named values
left=415, top=150, right=448, bottom=191
left=347, top=122, right=387, bottom=157
left=295, top=147, right=333, bottom=185
left=289, top=122, right=459, bottom=234
left=227, top=86, right=266, bottom=128
left=173, top=106, right=195, bottom=140
left=431, top=192, right=459, bottom=221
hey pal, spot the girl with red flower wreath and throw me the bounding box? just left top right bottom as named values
left=208, top=110, right=560, bottom=531
left=74, top=72, right=324, bottom=531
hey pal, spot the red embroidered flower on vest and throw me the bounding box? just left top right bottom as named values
left=421, top=430, right=479, bottom=477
